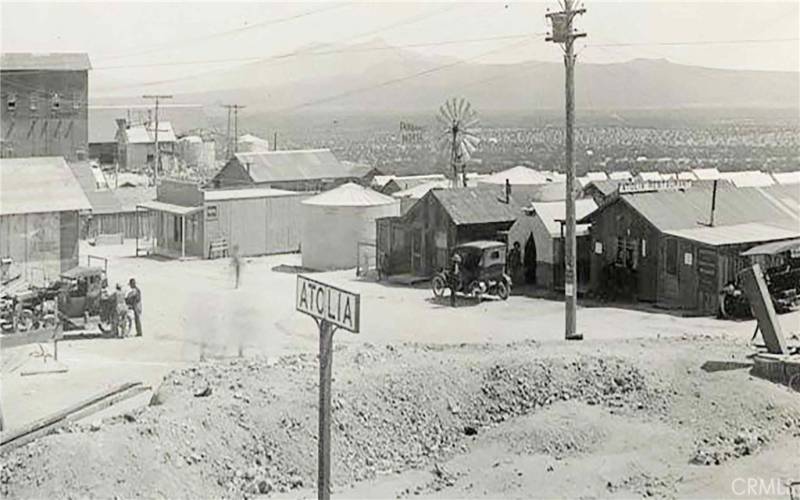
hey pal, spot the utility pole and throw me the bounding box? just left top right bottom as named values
left=221, top=104, right=246, bottom=159
left=547, top=0, right=586, bottom=341
left=143, top=94, right=173, bottom=186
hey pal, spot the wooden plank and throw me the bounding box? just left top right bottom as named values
left=741, top=263, right=788, bottom=355
left=0, top=382, right=142, bottom=452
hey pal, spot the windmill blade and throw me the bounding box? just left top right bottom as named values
left=462, top=116, right=480, bottom=131
left=446, top=98, right=458, bottom=124
left=438, top=106, right=453, bottom=127
left=454, top=97, right=466, bottom=121
left=461, top=101, right=473, bottom=123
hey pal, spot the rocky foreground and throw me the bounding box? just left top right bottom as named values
left=2, top=337, right=799, bottom=499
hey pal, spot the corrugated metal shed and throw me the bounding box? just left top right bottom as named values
left=530, top=199, right=597, bottom=237
left=125, top=122, right=177, bottom=144
left=303, top=183, right=395, bottom=207
left=205, top=187, right=297, bottom=202
left=432, top=186, right=521, bottom=225
left=664, top=223, right=799, bottom=246
left=0, top=52, right=91, bottom=71
left=478, top=166, right=549, bottom=185
left=1, top=157, right=92, bottom=215
left=233, top=149, right=351, bottom=183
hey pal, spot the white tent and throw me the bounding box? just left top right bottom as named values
left=301, top=183, right=400, bottom=270
left=478, top=166, right=549, bottom=186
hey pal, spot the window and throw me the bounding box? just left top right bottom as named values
left=6, top=93, right=16, bottom=111
left=29, top=94, right=38, bottom=111
left=206, top=205, right=218, bottom=220
left=641, top=239, right=647, bottom=258
left=51, top=93, right=60, bottom=110
left=665, top=238, right=678, bottom=276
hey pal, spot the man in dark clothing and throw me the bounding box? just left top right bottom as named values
left=449, top=253, right=462, bottom=307
left=126, top=278, right=143, bottom=337
left=507, top=241, right=522, bottom=285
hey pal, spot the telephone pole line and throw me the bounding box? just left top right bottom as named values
left=142, top=94, right=173, bottom=185
left=221, top=104, right=246, bottom=159
left=547, top=0, right=586, bottom=341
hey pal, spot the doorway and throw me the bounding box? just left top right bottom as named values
left=524, top=234, right=537, bottom=284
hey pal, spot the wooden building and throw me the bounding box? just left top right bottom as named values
left=580, top=183, right=800, bottom=314
left=376, top=185, right=537, bottom=279
left=524, top=199, right=597, bottom=290
left=0, top=53, right=91, bottom=161
left=0, top=157, right=91, bottom=282
left=116, top=119, right=177, bottom=172
left=137, top=179, right=308, bottom=259
left=209, top=149, right=377, bottom=192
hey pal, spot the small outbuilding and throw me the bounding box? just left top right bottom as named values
left=0, top=156, right=91, bottom=281
left=301, top=183, right=400, bottom=270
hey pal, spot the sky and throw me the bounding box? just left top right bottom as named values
left=1, top=1, right=798, bottom=98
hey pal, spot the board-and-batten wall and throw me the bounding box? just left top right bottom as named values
left=203, top=194, right=307, bottom=258
left=0, top=211, right=79, bottom=282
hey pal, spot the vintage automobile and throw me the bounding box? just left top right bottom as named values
left=431, top=240, right=511, bottom=301
left=57, top=266, right=121, bottom=334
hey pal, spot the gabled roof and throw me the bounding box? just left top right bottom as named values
left=719, top=170, right=775, bottom=188
left=692, top=168, right=721, bottom=180
left=478, top=166, right=549, bottom=186
left=431, top=185, right=523, bottom=226
left=303, top=183, right=397, bottom=207
left=1, top=157, right=91, bottom=215
left=125, top=122, right=177, bottom=144
left=530, top=199, right=598, bottom=237
left=229, top=149, right=352, bottom=183
left=1, top=52, right=91, bottom=71
left=581, top=184, right=800, bottom=246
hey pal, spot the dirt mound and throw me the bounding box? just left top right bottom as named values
left=2, top=338, right=799, bottom=499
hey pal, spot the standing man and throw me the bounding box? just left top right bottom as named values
left=449, top=253, right=462, bottom=307
left=507, top=241, right=522, bottom=286
left=230, top=244, right=243, bottom=289
left=126, top=278, right=143, bottom=337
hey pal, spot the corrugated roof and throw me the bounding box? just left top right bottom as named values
left=205, top=187, right=299, bottom=202
left=1, top=157, right=92, bottom=215
left=664, top=223, right=799, bottom=246
left=432, top=185, right=522, bottom=225
left=741, top=238, right=800, bottom=256
left=232, top=149, right=353, bottom=183
left=303, top=183, right=397, bottom=207
left=68, top=161, right=123, bottom=215
left=692, top=168, right=721, bottom=180
left=393, top=179, right=452, bottom=199
left=138, top=200, right=203, bottom=216
left=530, top=199, right=598, bottom=237
left=478, top=166, right=549, bottom=186
left=1, top=52, right=91, bottom=71
left=771, top=171, right=800, bottom=185
left=125, top=122, right=177, bottom=144
left=720, top=170, right=775, bottom=188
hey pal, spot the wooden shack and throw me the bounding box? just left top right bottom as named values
left=137, top=179, right=308, bottom=259
left=0, top=156, right=91, bottom=282
left=376, top=185, right=537, bottom=279
left=580, top=183, right=800, bottom=314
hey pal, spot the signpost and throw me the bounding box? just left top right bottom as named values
left=296, top=275, right=360, bottom=500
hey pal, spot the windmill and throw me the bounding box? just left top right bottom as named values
left=437, top=97, right=480, bottom=188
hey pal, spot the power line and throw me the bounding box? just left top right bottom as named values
left=274, top=38, right=536, bottom=113
left=94, top=3, right=349, bottom=62
left=587, top=37, right=799, bottom=48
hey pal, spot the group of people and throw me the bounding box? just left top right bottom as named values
left=104, top=278, right=142, bottom=338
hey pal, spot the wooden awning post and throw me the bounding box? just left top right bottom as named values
left=181, top=215, right=186, bottom=259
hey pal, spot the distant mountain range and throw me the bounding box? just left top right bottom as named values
left=97, top=38, right=799, bottom=117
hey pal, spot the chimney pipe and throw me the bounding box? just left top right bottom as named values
left=709, top=179, right=718, bottom=227
left=505, top=179, right=511, bottom=204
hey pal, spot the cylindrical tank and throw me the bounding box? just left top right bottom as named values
left=301, top=183, right=400, bottom=270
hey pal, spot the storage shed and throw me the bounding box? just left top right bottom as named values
left=301, top=183, right=400, bottom=270
left=0, top=156, right=91, bottom=281
left=579, top=183, right=800, bottom=314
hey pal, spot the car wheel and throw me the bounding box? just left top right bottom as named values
left=16, top=310, right=34, bottom=332
left=470, top=282, right=484, bottom=302
left=42, top=314, right=58, bottom=330
left=496, top=280, right=510, bottom=301
left=432, top=275, right=447, bottom=297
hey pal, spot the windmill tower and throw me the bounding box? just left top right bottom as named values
left=437, top=97, right=479, bottom=187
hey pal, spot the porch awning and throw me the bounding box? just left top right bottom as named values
left=137, top=200, right=203, bottom=216
left=741, top=238, right=800, bottom=257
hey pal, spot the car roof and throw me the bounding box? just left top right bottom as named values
left=455, top=240, right=506, bottom=251
left=60, top=266, right=104, bottom=279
